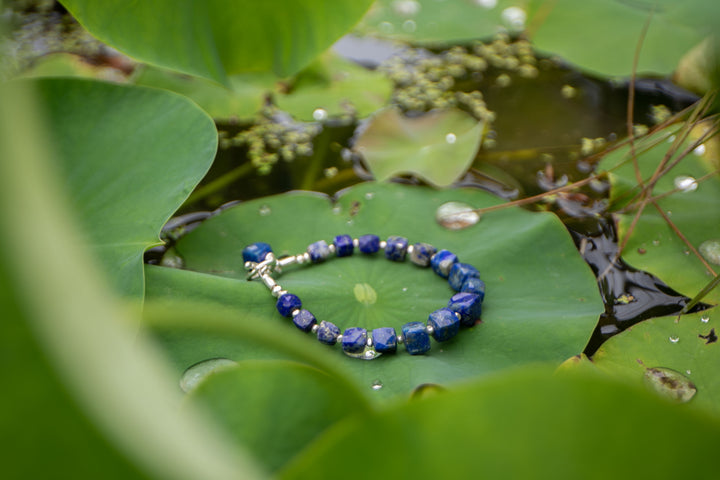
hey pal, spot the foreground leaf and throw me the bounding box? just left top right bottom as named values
left=145, top=182, right=602, bottom=399
left=593, top=308, right=720, bottom=417
left=280, top=367, right=720, bottom=479
left=61, top=0, right=375, bottom=84
left=33, top=77, right=217, bottom=298
left=355, top=107, right=484, bottom=187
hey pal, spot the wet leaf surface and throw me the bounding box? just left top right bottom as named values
left=144, top=182, right=602, bottom=400
left=593, top=308, right=720, bottom=416
left=33, top=78, right=217, bottom=298
left=355, top=108, right=484, bottom=187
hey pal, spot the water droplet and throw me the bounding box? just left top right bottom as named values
left=392, top=0, right=420, bottom=16
left=445, top=133, right=457, bottom=144
left=669, top=335, right=680, bottom=343
left=643, top=367, right=697, bottom=403
left=699, top=239, right=720, bottom=265
left=312, top=108, right=327, bottom=121
left=674, top=175, right=698, bottom=192
left=410, top=383, right=445, bottom=400
left=693, top=144, right=706, bottom=156
left=436, top=201, right=480, bottom=230
left=258, top=204, right=272, bottom=216
left=345, top=345, right=382, bottom=360
left=364, top=192, right=375, bottom=200
left=379, top=21, right=395, bottom=34
left=701, top=316, right=710, bottom=323
left=501, top=6, right=526, bottom=29
left=371, top=380, right=383, bottom=390
left=402, top=19, right=417, bottom=32
left=686, top=370, right=692, bottom=375
left=180, top=358, right=237, bottom=393
left=474, top=0, right=497, bottom=9
left=402, top=287, right=408, bottom=292
left=332, top=205, right=342, bottom=215
left=652, top=239, right=660, bottom=246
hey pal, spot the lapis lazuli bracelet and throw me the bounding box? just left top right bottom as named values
left=242, top=235, right=485, bottom=360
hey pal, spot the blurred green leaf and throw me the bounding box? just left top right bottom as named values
left=355, top=107, right=484, bottom=187
left=0, top=80, right=263, bottom=479
left=597, top=127, right=720, bottom=303
left=527, top=0, right=720, bottom=76
left=280, top=367, right=720, bottom=479
left=31, top=77, right=217, bottom=298
left=145, top=182, right=602, bottom=400
left=60, top=0, right=375, bottom=84
left=593, top=308, right=720, bottom=417
left=187, top=360, right=370, bottom=472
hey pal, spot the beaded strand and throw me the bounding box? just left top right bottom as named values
left=243, top=235, right=485, bottom=359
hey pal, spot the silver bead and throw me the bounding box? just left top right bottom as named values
left=366, top=337, right=373, bottom=347
left=277, top=289, right=288, bottom=297
left=352, top=238, right=359, bottom=247
left=454, top=311, right=462, bottom=320
left=271, top=285, right=283, bottom=297
left=426, top=324, right=435, bottom=334
left=407, top=244, right=414, bottom=254
left=311, top=324, right=319, bottom=334
left=379, top=240, right=387, bottom=249
left=397, top=335, right=404, bottom=344
left=291, top=309, right=301, bottom=317
left=244, top=261, right=254, bottom=269
left=336, top=334, right=343, bottom=343
left=328, top=243, right=336, bottom=254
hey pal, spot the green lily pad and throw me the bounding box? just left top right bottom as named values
left=60, top=0, right=375, bottom=84
left=275, top=52, right=393, bottom=121
left=144, top=182, right=602, bottom=399
left=527, top=0, right=720, bottom=77
left=597, top=127, right=720, bottom=304
left=280, top=367, right=720, bottom=479
left=357, top=0, right=529, bottom=44
left=33, top=78, right=217, bottom=298
left=355, top=108, right=484, bottom=187
left=132, top=66, right=277, bottom=121
left=593, top=308, right=720, bottom=416
left=187, top=360, right=370, bottom=472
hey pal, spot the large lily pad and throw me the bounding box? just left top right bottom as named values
left=355, top=107, right=484, bottom=187
left=592, top=307, right=720, bottom=417
left=144, top=182, right=602, bottom=399
left=597, top=127, right=720, bottom=304
left=280, top=367, right=720, bottom=479
left=32, top=78, right=217, bottom=298
left=60, top=0, right=375, bottom=84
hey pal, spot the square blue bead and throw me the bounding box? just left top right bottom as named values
left=276, top=293, right=302, bottom=317
left=317, top=321, right=340, bottom=345
left=307, top=240, right=330, bottom=263
left=401, top=322, right=431, bottom=355
left=447, top=292, right=483, bottom=327
left=372, top=327, right=397, bottom=353
left=461, top=277, right=486, bottom=300
left=431, top=249, right=458, bottom=278
left=385, top=236, right=408, bottom=261
left=333, top=234, right=354, bottom=257
left=342, top=327, right=367, bottom=353
left=428, top=307, right=460, bottom=342
left=358, top=234, right=380, bottom=254
left=242, top=242, right=272, bottom=263
left=410, top=242, right=437, bottom=267
left=292, top=309, right=316, bottom=332
left=448, top=262, right=480, bottom=291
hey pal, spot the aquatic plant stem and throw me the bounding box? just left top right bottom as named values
left=185, top=162, right=254, bottom=206
left=681, top=275, right=720, bottom=315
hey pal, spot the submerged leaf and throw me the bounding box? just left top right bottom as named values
left=355, top=107, right=484, bottom=187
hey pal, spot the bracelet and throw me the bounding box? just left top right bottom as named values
left=242, top=235, right=485, bottom=360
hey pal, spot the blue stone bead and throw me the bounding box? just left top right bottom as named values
left=276, top=293, right=301, bottom=317
left=358, top=234, right=380, bottom=254
left=448, top=262, right=481, bottom=291
left=409, top=242, right=437, bottom=267
left=333, top=234, right=354, bottom=257
left=292, top=309, right=316, bottom=332
left=447, top=292, right=483, bottom=327
left=307, top=240, right=330, bottom=263
left=428, top=307, right=460, bottom=342
left=317, top=321, right=340, bottom=345
left=461, top=277, right=486, bottom=301
left=385, top=236, right=408, bottom=261
left=342, top=327, right=367, bottom=354
left=401, top=321, right=431, bottom=355
left=372, top=327, right=397, bottom=353
left=431, top=249, right=458, bottom=278
left=242, top=242, right=272, bottom=263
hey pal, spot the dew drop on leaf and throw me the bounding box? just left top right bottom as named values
left=699, top=239, right=720, bottom=265
left=669, top=335, right=680, bottom=343
left=701, top=316, right=709, bottom=323
left=371, top=379, right=383, bottom=390
left=643, top=367, right=697, bottom=403
left=673, top=175, right=698, bottom=192
left=436, top=201, right=480, bottom=230
left=312, top=108, right=327, bottom=121
left=258, top=204, right=271, bottom=216
left=180, top=358, right=237, bottom=393
left=445, top=133, right=457, bottom=144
